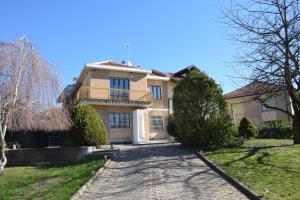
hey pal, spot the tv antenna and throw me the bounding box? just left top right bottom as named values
left=124, top=43, right=130, bottom=64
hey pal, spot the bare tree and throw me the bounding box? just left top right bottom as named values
left=0, top=37, right=71, bottom=175
left=223, top=0, right=300, bottom=144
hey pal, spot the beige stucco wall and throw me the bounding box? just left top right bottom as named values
left=144, top=110, right=169, bottom=140
left=93, top=105, right=170, bottom=142
left=226, top=93, right=292, bottom=127
left=74, top=69, right=174, bottom=143
left=93, top=105, right=143, bottom=143
left=147, top=80, right=169, bottom=108
left=80, top=69, right=148, bottom=101
left=78, top=71, right=92, bottom=99
left=167, top=81, right=176, bottom=98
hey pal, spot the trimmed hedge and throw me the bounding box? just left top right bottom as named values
left=258, top=120, right=293, bottom=139
left=5, top=130, right=71, bottom=148
left=238, top=117, right=258, bottom=139
left=71, top=105, right=107, bottom=145
left=172, top=70, right=239, bottom=148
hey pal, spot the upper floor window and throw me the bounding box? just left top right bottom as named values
left=231, top=103, right=244, bottom=115
left=110, top=78, right=129, bottom=100
left=261, top=97, right=275, bottom=112
left=150, top=85, right=162, bottom=100
left=110, top=78, right=129, bottom=89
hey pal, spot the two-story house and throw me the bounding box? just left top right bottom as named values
left=225, top=81, right=293, bottom=127
left=58, top=61, right=198, bottom=144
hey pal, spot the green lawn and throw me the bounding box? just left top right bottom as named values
left=0, top=157, right=106, bottom=200
left=205, top=139, right=300, bottom=200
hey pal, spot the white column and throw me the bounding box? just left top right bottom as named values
left=133, top=109, right=145, bottom=144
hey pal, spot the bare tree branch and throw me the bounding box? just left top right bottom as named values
left=0, top=38, right=71, bottom=175
left=223, top=0, right=300, bottom=143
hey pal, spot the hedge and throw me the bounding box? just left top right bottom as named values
left=5, top=130, right=71, bottom=148
left=258, top=120, right=293, bottom=139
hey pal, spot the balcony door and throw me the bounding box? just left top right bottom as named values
left=110, top=78, right=129, bottom=100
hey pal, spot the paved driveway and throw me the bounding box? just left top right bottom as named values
left=81, top=143, right=248, bottom=200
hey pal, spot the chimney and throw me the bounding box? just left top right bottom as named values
left=73, top=77, right=78, bottom=84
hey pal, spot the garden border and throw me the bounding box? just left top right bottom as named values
left=70, top=158, right=112, bottom=200
left=195, top=151, right=263, bottom=200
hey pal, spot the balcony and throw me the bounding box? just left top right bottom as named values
left=76, top=86, right=152, bottom=107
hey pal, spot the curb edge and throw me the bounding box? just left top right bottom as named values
left=195, top=151, right=263, bottom=200
left=70, top=158, right=112, bottom=200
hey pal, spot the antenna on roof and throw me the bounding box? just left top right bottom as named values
left=124, top=43, right=130, bottom=65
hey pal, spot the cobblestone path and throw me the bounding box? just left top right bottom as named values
left=81, top=143, right=248, bottom=200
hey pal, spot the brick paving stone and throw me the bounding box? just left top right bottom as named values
left=81, top=143, right=248, bottom=200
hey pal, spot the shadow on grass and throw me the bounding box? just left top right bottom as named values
left=208, top=143, right=300, bottom=176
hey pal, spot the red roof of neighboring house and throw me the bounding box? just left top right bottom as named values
left=224, top=81, right=281, bottom=99
left=165, top=65, right=200, bottom=81
left=151, top=69, right=169, bottom=77
left=150, top=65, right=200, bottom=81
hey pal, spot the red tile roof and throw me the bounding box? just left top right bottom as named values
left=151, top=69, right=169, bottom=77
left=224, top=81, right=281, bottom=99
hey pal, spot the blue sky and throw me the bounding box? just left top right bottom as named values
left=0, top=0, right=239, bottom=93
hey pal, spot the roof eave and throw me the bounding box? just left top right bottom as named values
left=85, top=64, right=152, bottom=74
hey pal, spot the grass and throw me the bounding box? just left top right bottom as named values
left=205, top=139, right=300, bottom=200
left=0, top=157, right=106, bottom=200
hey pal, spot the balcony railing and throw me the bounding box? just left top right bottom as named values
left=76, top=86, right=152, bottom=105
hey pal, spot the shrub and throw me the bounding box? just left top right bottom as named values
left=258, top=120, right=293, bottom=139
left=172, top=70, right=237, bottom=148
left=238, top=117, right=258, bottom=139
left=167, top=115, right=177, bottom=138
left=71, top=105, right=107, bottom=145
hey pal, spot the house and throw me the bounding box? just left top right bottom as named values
left=58, top=60, right=198, bottom=144
left=225, top=81, right=293, bottom=127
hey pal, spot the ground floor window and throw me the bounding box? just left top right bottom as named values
left=150, top=116, right=164, bottom=131
left=109, top=112, right=131, bottom=129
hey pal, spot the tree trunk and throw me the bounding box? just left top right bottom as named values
left=0, top=147, right=7, bottom=176
left=293, top=113, right=300, bottom=144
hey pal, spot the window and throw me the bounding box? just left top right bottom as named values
left=261, top=97, right=276, bottom=112
left=110, top=78, right=129, bottom=100
left=231, top=103, right=244, bottom=115
left=109, top=112, right=131, bottom=129
left=150, top=116, right=164, bottom=131
left=150, top=85, right=162, bottom=100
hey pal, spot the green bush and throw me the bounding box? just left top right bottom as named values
left=167, top=115, right=177, bottom=138
left=71, top=105, right=107, bottom=145
left=172, top=70, right=238, bottom=148
left=258, top=120, right=293, bottom=139
left=238, top=117, right=258, bottom=139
